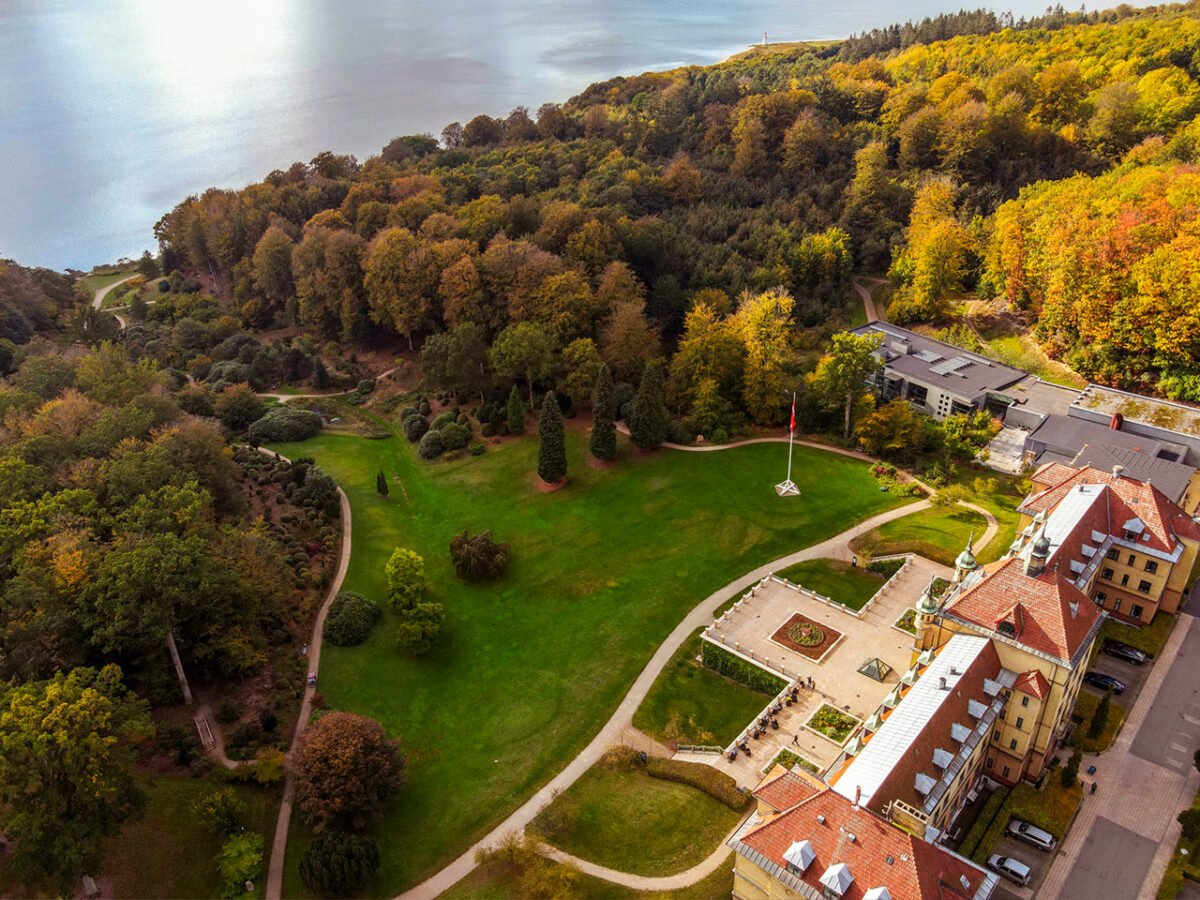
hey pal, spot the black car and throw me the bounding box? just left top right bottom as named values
left=1083, top=670, right=1126, bottom=694
left=1102, top=640, right=1148, bottom=665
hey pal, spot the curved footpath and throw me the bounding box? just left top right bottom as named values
left=540, top=809, right=754, bottom=891
left=90, top=275, right=135, bottom=310
left=851, top=274, right=886, bottom=324
left=395, top=496, right=931, bottom=900
left=264, top=451, right=354, bottom=900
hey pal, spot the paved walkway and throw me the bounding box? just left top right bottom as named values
left=264, top=451, right=354, bottom=900
left=395, top=497, right=930, bottom=900
left=538, top=809, right=752, bottom=890
left=90, top=275, right=134, bottom=310
left=851, top=275, right=886, bottom=324
left=1037, top=612, right=1200, bottom=900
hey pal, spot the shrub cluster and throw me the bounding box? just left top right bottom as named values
left=323, top=592, right=382, bottom=646
left=417, top=429, right=444, bottom=460
left=247, top=405, right=322, bottom=444
left=644, top=758, right=751, bottom=811
left=700, top=641, right=788, bottom=694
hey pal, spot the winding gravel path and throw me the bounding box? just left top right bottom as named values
left=263, top=451, right=354, bottom=900
left=90, top=275, right=135, bottom=310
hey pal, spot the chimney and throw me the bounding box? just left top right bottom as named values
left=1112, top=464, right=1124, bottom=481
left=853, top=785, right=861, bottom=809
left=938, top=676, right=947, bottom=690
left=1110, top=412, right=1123, bottom=430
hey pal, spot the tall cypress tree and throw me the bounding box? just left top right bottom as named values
left=590, top=363, right=617, bottom=460
left=537, top=391, right=567, bottom=483
left=507, top=386, right=525, bottom=435
left=377, top=470, right=389, bottom=497
left=628, top=360, right=669, bottom=449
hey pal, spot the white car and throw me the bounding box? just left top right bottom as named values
left=988, top=854, right=1032, bottom=887
left=1007, top=818, right=1057, bottom=851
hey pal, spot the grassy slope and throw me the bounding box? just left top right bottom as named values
left=78, top=269, right=135, bottom=296
left=632, top=629, right=771, bottom=746
left=98, top=773, right=279, bottom=899
left=774, top=558, right=884, bottom=610
left=854, top=505, right=988, bottom=567
left=270, top=429, right=907, bottom=895
left=528, top=763, right=742, bottom=876
left=443, top=857, right=735, bottom=900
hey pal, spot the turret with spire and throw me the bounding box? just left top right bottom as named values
left=913, top=574, right=941, bottom=656
left=953, top=531, right=979, bottom=584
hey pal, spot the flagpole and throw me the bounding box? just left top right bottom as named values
left=776, top=391, right=801, bottom=497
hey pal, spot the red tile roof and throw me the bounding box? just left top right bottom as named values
left=1012, top=669, right=1050, bottom=700
left=755, top=765, right=823, bottom=812
left=1021, top=465, right=1200, bottom=554
left=944, top=558, right=1100, bottom=663
left=738, top=788, right=991, bottom=900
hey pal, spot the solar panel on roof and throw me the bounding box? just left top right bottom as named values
left=929, top=356, right=972, bottom=376
left=913, top=350, right=943, bottom=363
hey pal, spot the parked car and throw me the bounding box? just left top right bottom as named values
left=1102, top=640, right=1147, bottom=664
left=1083, top=671, right=1126, bottom=694
left=988, top=854, right=1032, bottom=887
left=1007, top=818, right=1057, bottom=851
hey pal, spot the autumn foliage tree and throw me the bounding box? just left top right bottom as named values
left=809, top=331, right=882, bottom=440
left=291, top=712, right=405, bottom=831
left=0, top=665, right=152, bottom=891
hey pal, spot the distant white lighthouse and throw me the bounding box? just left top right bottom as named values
left=763, top=31, right=768, bottom=46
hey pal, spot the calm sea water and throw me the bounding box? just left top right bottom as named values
left=1, top=0, right=1051, bottom=270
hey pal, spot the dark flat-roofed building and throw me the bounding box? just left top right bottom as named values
left=851, top=323, right=1026, bottom=421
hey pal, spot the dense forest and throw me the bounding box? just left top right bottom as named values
left=144, top=2, right=1200, bottom=405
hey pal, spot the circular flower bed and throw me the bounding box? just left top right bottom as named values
left=788, top=621, right=825, bottom=647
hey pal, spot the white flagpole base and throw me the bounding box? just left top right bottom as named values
left=775, top=479, right=801, bottom=497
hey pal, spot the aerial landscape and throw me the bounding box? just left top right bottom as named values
left=6, top=2, right=1200, bottom=899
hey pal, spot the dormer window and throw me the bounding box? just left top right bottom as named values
left=998, top=621, right=1016, bottom=637
left=783, top=839, right=816, bottom=874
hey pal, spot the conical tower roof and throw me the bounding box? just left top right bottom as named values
left=917, top=575, right=939, bottom=614
left=955, top=531, right=979, bottom=572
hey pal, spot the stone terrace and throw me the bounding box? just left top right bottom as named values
left=678, top=556, right=951, bottom=788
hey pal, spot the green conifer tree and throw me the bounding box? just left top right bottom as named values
left=537, top=391, right=567, bottom=483
left=1088, top=689, right=1112, bottom=740
left=507, top=386, right=525, bottom=435
left=628, top=360, right=669, bottom=449
left=589, top=363, right=617, bottom=461
left=376, top=470, right=388, bottom=497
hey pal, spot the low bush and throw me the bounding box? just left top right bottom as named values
left=247, top=406, right=322, bottom=443
left=418, top=401, right=430, bottom=415
left=323, top=591, right=383, bottom=646
left=418, top=429, right=445, bottom=460
left=700, top=641, right=787, bottom=694
left=440, top=421, right=471, bottom=450
left=645, top=758, right=751, bottom=811
left=432, top=410, right=458, bottom=431
left=457, top=412, right=470, bottom=427
left=403, top=414, right=429, bottom=443
left=216, top=698, right=243, bottom=724
left=356, top=378, right=375, bottom=394
left=469, top=442, right=485, bottom=456
left=866, top=558, right=905, bottom=579
left=399, top=405, right=419, bottom=421
left=450, top=530, right=510, bottom=581
left=480, top=422, right=495, bottom=438
left=666, top=420, right=695, bottom=445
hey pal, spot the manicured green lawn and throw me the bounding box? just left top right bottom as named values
left=78, top=269, right=135, bottom=296
left=269, top=429, right=909, bottom=895
left=1071, top=690, right=1127, bottom=752
left=443, top=855, right=735, bottom=900
left=1100, top=613, right=1176, bottom=658
left=98, top=773, right=278, bottom=898
left=852, top=505, right=987, bottom=567
left=774, top=558, right=885, bottom=610
left=632, top=629, right=770, bottom=747
left=528, top=760, right=743, bottom=876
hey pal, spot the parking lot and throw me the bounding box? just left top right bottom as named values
left=985, top=826, right=1057, bottom=898
left=1081, top=641, right=1151, bottom=708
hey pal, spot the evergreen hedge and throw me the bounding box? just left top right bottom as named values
left=700, top=641, right=787, bottom=694
left=645, top=758, right=751, bottom=811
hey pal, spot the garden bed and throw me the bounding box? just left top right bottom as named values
left=770, top=612, right=843, bottom=660
left=767, top=748, right=821, bottom=775
left=894, top=608, right=918, bottom=634
left=804, top=704, right=861, bottom=745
